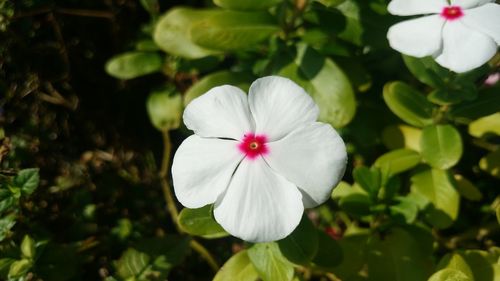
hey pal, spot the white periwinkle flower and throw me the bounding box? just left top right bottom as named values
left=387, top=0, right=500, bottom=73
left=172, top=76, right=347, bottom=242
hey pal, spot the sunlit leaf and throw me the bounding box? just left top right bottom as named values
left=153, top=8, right=219, bottom=59
left=428, top=268, right=471, bottom=281
left=214, top=251, right=259, bottom=281
left=277, top=44, right=356, bottom=128
left=374, top=149, right=420, bottom=182
left=248, top=242, right=293, bottom=281
left=410, top=168, right=460, bottom=228
left=382, top=125, right=422, bottom=152
left=468, top=113, right=500, bottom=138
left=420, top=124, right=463, bottom=169
left=383, top=81, right=434, bottom=127
left=190, top=11, right=278, bottom=51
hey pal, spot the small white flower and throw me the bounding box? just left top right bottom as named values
left=387, top=0, right=500, bottom=73
left=172, top=76, right=347, bottom=242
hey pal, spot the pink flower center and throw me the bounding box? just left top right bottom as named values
left=441, top=6, right=464, bottom=21
left=238, top=133, right=269, bottom=159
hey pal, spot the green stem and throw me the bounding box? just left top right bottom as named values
left=159, top=131, right=220, bottom=273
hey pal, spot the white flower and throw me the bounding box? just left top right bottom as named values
left=171, top=76, right=347, bottom=242
left=387, top=0, right=500, bottom=73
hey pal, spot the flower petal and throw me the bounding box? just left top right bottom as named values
left=172, top=135, right=243, bottom=208
left=435, top=21, right=497, bottom=73
left=214, top=157, right=303, bottom=242
left=462, top=3, right=500, bottom=44
left=264, top=123, right=347, bottom=208
left=248, top=76, right=319, bottom=141
left=451, top=0, right=495, bottom=9
left=183, top=85, right=254, bottom=140
left=387, top=0, right=447, bottom=16
left=387, top=15, right=445, bottom=58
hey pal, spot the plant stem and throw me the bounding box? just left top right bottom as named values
left=190, top=240, right=220, bottom=273
left=159, top=131, right=220, bottom=273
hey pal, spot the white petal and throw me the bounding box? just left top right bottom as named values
left=214, top=157, right=303, bottom=242
left=183, top=85, right=253, bottom=140
left=451, top=0, right=495, bottom=9
left=462, top=3, right=500, bottom=44
left=172, top=135, right=243, bottom=208
left=387, top=0, right=447, bottom=16
left=387, top=15, right=445, bottom=58
left=248, top=76, right=319, bottom=141
left=435, top=21, right=497, bottom=73
left=264, top=123, right=347, bottom=208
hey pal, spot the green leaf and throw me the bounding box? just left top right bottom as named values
left=277, top=44, right=356, bottom=128
left=8, top=259, right=31, bottom=279
left=278, top=215, right=318, bottom=265
left=178, top=205, right=228, bottom=239
left=311, top=231, right=343, bottom=269
left=190, top=11, right=279, bottom=51
left=428, top=268, right=472, bottom=281
left=402, top=55, right=448, bottom=88
left=116, top=248, right=151, bottom=279
left=382, top=125, right=422, bottom=152
left=462, top=249, right=500, bottom=281
left=366, top=228, right=433, bottom=281
left=146, top=88, right=183, bottom=132
left=331, top=234, right=368, bottom=280
left=0, top=214, right=16, bottom=242
left=13, top=168, right=39, bottom=195
left=374, top=149, right=421, bottom=182
left=436, top=253, right=474, bottom=280
left=153, top=8, right=219, bottom=59
left=213, top=0, right=282, bottom=10
left=105, top=52, right=163, bottom=80
left=0, top=196, right=17, bottom=214
left=21, top=235, right=35, bottom=259
left=454, top=174, right=482, bottom=201
left=140, top=0, right=159, bottom=16
left=248, top=242, right=294, bottom=281
left=410, top=168, right=460, bottom=228
left=469, top=113, right=500, bottom=138
left=214, top=251, right=259, bottom=281
left=339, top=193, right=372, bottom=216
left=353, top=166, right=380, bottom=197
left=450, top=86, right=500, bottom=121
left=420, top=124, right=463, bottom=169
left=383, top=81, right=434, bottom=127
left=389, top=196, right=419, bottom=224
left=479, top=149, right=500, bottom=179
left=184, top=71, right=253, bottom=106
left=0, top=258, right=14, bottom=276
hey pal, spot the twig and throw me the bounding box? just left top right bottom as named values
left=13, top=7, right=114, bottom=20
left=190, top=240, right=220, bottom=273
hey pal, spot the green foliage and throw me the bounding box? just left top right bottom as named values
left=213, top=250, right=259, bottom=281
left=105, top=52, right=163, bottom=80
left=146, top=88, right=183, bottom=132
left=248, top=242, right=294, bottom=281
left=178, top=205, right=228, bottom=239
left=2, top=0, right=499, bottom=280
left=420, top=124, right=463, bottom=169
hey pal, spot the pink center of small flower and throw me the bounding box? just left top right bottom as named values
left=441, top=6, right=464, bottom=21
left=238, top=133, right=269, bottom=159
